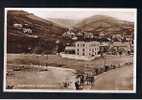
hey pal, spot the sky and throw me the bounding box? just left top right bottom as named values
left=6, top=8, right=136, bottom=22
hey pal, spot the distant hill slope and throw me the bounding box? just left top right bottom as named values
left=48, top=18, right=79, bottom=28
left=74, top=15, right=134, bottom=34
left=7, top=10, right=67, bottom=54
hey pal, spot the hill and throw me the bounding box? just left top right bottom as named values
left=74, top=15, right=134, bottom=35
left=48, top=18, right=79, bottom=28
left=7, top=10, right=67, bottom=54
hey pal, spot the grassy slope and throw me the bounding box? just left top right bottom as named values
left=75, top=15, right=134, bottom=34
left=7, top=10, right=67, bottom=54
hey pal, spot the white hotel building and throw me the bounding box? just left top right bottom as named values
left=60, top=41, right=100, bottom=60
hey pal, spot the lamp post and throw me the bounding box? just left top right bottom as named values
left=56, top=40, right=60, bottom=55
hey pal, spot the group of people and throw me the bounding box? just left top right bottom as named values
left=62, top=72, right=96, bottom=90
left=74, top=73, right=95, bottom=90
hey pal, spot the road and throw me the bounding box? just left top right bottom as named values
left=91, top=65, right=133, bottom=90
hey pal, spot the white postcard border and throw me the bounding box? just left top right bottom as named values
left=3, top=8, right=137, bottom=93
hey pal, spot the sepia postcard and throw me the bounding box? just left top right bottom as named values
left=4, top=8, right=137, bottom=93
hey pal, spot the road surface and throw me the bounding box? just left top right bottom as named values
left=91, top=65, right=133, bottom=90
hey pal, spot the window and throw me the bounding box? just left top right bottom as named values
left=77, top=53, right=79, bottom=55
left=77, top=49, right=79, bottom=51
left=82, top=49, right=85, bottom=51
left=82, top=53, right=85, bottom=56
left=83, top=44, right=85, bottom=47
left=92, top=49, right=94, bottom=52
left=77, top=44, right=79, bottom=47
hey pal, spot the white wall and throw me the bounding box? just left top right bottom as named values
left=60, top=53, right=100, bottom=61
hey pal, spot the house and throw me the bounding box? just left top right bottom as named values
left=62, top=31, right=75, bottom=38
left=111, top=42, right=131, bottom=55
left=83, top=32, right=94, bottom=39
left=99, top=42, right=111, bottom=54
left=74, top=41, right=100, bottom=57
left=23, top=28, right=32, bottom=34
left=13, top=23, right=23, bottom=29
left=60, top=41, right=100, bottom=60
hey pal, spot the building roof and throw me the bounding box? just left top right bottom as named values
left=113, top=42, right=130, bottom=47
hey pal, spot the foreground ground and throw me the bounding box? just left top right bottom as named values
left=7, top=65, right=76, bottom=89
left=6, top=53, right=133, bottom=90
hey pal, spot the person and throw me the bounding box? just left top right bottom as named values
left=86, top=74, right=89, bottom=85
left=63, top=82, right=68, bottom=88
left=63, top=78, right=70, bottom=88
left=75, top=81, right=80, bottom=90
left=80, top=75, right=85, bottom=85
left=90, top=75, right=95, bottom=86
